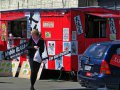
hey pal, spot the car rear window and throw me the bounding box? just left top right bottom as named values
left=84, top=44, right=108, bottom=59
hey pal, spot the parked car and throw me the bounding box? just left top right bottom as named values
left=77, top=41, right=120, bottom=90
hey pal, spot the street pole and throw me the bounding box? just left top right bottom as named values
left=18, top=1, right=19, bottom=9
left=0, top=0, right=2, bottom=11
left=114, top=0, right=117, bottom=10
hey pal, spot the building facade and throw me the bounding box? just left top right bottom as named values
left=0, top=0, right=119, bottom=12
left=0, top=0, right=99, bottom=11
left=78, top=0, right=98, bottom=7
left=0, top=0, right=79, bottom=11
left=98, top=0, right=120, bottom=10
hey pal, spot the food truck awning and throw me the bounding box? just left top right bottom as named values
left=0, top=16, right=26, bottom=21
left=88, top=13, right=120, bottom=18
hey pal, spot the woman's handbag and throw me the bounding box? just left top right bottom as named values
left=33, top=48, right=42, bottom=63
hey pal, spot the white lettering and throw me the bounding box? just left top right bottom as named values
left=114, top=57, right=120, bottom=63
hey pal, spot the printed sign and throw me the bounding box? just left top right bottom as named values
left=12, top=61, right=20, bottom=77
left=1, top=23, right=7, bottom=41
left=43, top=21, right=54, bottom=28
left=4, top=42, right=28, bottom=60
left=109, top=18, right=116, bottom=40
left=110, top=34, right=116, bottom=40
left=63, top=42, right=71, bottom=56
left=48, top=41, right=55, bottom=55
left=45, top=31, right=51, bottom=38
left=63, top=28, right=69, bottom=41
left=0, top=60, right=19, bottom=77
left=74, top=15, right=83, bottom=35
left=72, top=31, right=77, bottom=40
left=110, top=55, right=120, bottom=68
left=0, top=60, right=12, bottom=76
left=109, top=18, right=116, bottom=34
left=7, top=39, right=14, bottom=49
left=19, top=61, right=31, bottom=79
left=19, top=61, right=45, bottom=80
left=71, top=41, right=78, bottom=55
left=48, top=50, right=71, bottom=60
left=55, top=57, right=63, bottom=70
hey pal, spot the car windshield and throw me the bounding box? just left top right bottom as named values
left=83, top=44, right=108, bottom=59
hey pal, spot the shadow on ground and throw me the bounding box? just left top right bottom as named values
left=55, top=88, right=95, bottom=90
left=0, top=82, right=13, bottom=84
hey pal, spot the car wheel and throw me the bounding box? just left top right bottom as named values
left=116, top=84, right=120, bottom=90
left=106, top=84, right=119, bottom=90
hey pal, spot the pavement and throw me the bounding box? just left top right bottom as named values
left=0, top=77, right=109, bottom=90
left=0, top=77, right=85, bottom=90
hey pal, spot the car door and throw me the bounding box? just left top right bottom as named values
left=110, top=46, right=120, bottom=76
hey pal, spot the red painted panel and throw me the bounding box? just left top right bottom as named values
left=20, top=54, right=27, bottom=66
left=1, top=11, right=25, bottom=20
left=63, top=56, right=71, bottom=71
left=48, top=60, right=55, bottom=70
left=41, top=12, right=71, bottom=41
left=41, top=16, right=63, bottom=40
left=13, top=39, right=20, bottom=46
left=71, top=55, right=78, bottom=71
left=55, top=41, right=63, bottom=54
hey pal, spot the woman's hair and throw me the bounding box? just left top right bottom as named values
left=31, top=29, right=41, bottom=36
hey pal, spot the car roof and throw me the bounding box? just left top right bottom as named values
left=93, top=41, right=120, bottom=46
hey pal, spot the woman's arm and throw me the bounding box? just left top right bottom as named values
left=38, top=38, right=45, bottom=55
left=27, top=37, right=34, bottom=50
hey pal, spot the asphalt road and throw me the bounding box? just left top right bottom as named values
left=0, top=77, right=97, bottom=90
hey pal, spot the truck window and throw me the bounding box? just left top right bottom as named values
left=85, top=14, right=107, bottom=38
left=8, top=18, right=27, bottom=38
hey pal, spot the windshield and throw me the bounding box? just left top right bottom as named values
left=83, top=44, right=108, bottom=59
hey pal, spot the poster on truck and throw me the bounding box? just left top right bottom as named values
left=55, top=56, right=63, bottom=70
left=63, top=42, right=71, bottom=56
left=1, top=22, right=7, bottom=41
left=72, top=31, right=77, bottom=40
left=109, top=18, right=116, bottom=40
left=48, top=41, right=55, bottom=55
left=71, top=41, right=78, bottom=55
left=63, top=28, right=69, bottom=41
left=74, top=15, right=83, bottom=35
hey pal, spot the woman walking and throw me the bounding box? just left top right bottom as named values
left=27, top=29, right=44, bottom=90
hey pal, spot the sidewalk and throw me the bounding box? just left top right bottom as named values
left=0, top=77, right=82, bottom=90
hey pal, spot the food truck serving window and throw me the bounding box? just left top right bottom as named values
left=8, top=18, right=27, bottom=38
left=85, top=14, right=107, bottom=38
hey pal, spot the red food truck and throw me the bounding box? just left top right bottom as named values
left=0, top=7, right=120, bottom=74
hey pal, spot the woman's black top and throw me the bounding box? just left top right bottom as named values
left=27, top=37, right=44, bottom=58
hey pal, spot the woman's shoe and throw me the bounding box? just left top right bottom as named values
left=30, top=86, right=35, bottom=90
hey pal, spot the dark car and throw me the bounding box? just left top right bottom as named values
left=77, top=41, right=120, bottom=90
